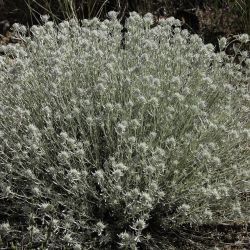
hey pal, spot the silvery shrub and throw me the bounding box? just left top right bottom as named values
left=0, top=12, right=249, bottom=249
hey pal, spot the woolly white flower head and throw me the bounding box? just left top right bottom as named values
left=40, top=14, right=50, bottom=23
left=107, top=11, right=118, bottom=20
left=238, top=34, right=249, bottom=43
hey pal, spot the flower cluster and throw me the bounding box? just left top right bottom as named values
left=0, top=12, right=249, bottom=249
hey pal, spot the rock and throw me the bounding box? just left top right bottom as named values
left=0, top=20, right=10, bottom=35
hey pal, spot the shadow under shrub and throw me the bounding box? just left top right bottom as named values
left=0, top=12, right=249, bottom=249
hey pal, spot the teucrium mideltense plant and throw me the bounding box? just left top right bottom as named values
left=0, top=12, right=249, bottom=249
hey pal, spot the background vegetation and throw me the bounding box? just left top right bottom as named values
left=0, top=0, right=250, bottom=32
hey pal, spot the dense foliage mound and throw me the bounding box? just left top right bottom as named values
left=0, top=12, right=249, bottom=249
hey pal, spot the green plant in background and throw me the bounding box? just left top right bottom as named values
left=1, top=1, right=249, bottom=36
left=25, top=0, right=80, bottom=23
left=233, top=0, right=250, bottom=34
left=223, top=1, right=250, bottom=30
left=210, top=0, right=250, bottom=34
left=25, top=0, right=125, bottom=22
left=0, top=13, right=249, bottom=249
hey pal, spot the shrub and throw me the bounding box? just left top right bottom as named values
left=0, top=12, right=249, bottom=249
